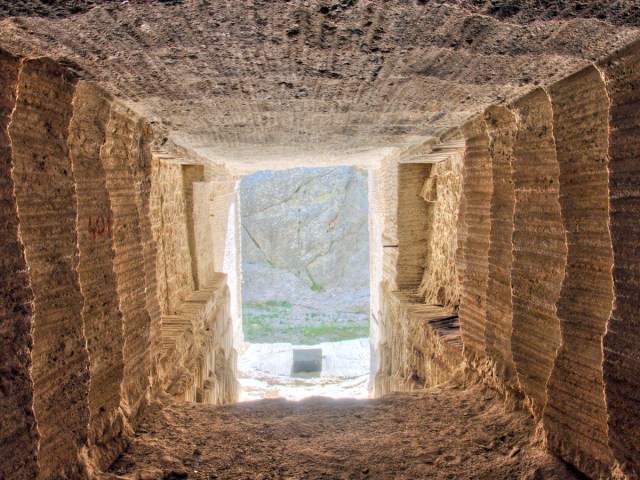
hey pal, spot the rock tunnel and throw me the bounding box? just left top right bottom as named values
left=0, top=1, right=639, bottom=479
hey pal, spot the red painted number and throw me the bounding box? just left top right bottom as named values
left=88, top=216, right=112, bottom=240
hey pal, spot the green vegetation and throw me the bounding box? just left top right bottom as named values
left=307, top=272, right=324, bottom=292
left=242, top=300, right=369, bottom=345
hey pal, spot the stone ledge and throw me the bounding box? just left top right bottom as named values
left=159, top=272, right=238, bottom=405
left=375, top=289, right=463, bottom=397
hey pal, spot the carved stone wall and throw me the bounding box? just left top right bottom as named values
left=451, top=41, right=640, bottom=478
left=0, top=49, right=39, bottom=480
left=600, top=41, right=640, bottom=479
left=0, top=50, right=239, bottom=479
left=10, top=58, right=91, bottom=480
left=68, top=81, right=127, bottom=471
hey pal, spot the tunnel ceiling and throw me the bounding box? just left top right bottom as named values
left=1, top=0, right=639, bottom=170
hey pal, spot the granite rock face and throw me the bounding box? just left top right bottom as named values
left=241, top=167, right=369, bottom=293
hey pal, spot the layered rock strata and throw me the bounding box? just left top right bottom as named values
left=446, top=40, right=640, bottom=479
left=101, top=102, right=154, bottom=430
left=0, top=50, right=240, bottom=479
left=68, top=81, right=127, bottom=471
left=374, top=38, right=640, bottom=480
left=483, top=105, right=518, bottom=392
left=10, top=57, right=90, bottom=480
left=458, top=117, right=492, bottom=368
left=544, top=65, right=614, bottom=477
left=600, top=41, right=640, bottom=479
left=0, top=49, right=39, bottom=480
left=509, top=88, right=566, bottom=419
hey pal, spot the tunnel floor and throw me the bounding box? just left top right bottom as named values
left=108, top=383, right=580, bottom=480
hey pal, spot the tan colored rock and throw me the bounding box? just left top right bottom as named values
left=182, top=164, right=205, bottom=289
left=134, top=129, right=163, bottom=390
left=150, top=159, right=195, bottom=316
left=599, top=39, right=640, bottom=479
left=459, top=116, right=492, bottom=366
left=159, top=273, right=238, bottom=405
left=395, top=163, right=432, bottom=290
left=101, top=102, right=153, bottom=429
left=483, top=105, right=518, bottom=393
left=509, top=88, right=566, bottom=419
left=544, top=65, right=615, bottom=477
left=419, top=157, right=462, bottom=309
left=10, top=57, right=90, bottom=479
left=192, top=181, right=216, bottom=288
left=68, top=81, right=128, bottom=472
left=0, top=49, right=39, bottom=480
left=374, top=289, right=462, bottom=397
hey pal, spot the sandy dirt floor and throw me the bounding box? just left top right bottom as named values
left=107, top=382, right=581, bottom=480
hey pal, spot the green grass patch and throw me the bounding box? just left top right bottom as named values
left=307, top=272, right=324, bottom=292
left=242, top=300, right=368, bottom=344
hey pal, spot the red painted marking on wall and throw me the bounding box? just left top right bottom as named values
left=88, top=216, right=112, bottom=240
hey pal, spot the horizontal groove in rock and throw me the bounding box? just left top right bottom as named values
left=419, top=158, right=462, bottom=309
left=68, top=81, right=128, bottom=472
left=509, top=88, right=566, bottom=419
left=150, top=162, right=195, bottom=317
left=459, top=116, right=492, bottom=362
left=374, top=289, right=463, bottom=397
left=483, top=105, right=518, bottom=389
left=9, top=57, right=90, bottom=479
left=543, top=65, right=614, bottom=477
left=600, top=39, right=640, bottom=479
left=0, top=49, right=39, bottom=480
left=131, top=119, right=163, bottom=381
left=395, top=163, right=431, bottom=290
left=101, top=103, right=152, bottom=429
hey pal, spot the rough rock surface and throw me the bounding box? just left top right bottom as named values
left=241, top=166, right=369, bottom=295
left=459, top=117, right=492, bottom=367
left=2, top=3, right=640, bottom=479
left=375, top=291, right=462, bottom=397
left=509, top=88, right=566, bottom=419
left=102, top=102, right=154, bottom=430
left=434, top=40, right=640, bottom=478
left=483, top=105, right=518, bottom=392
left=419, top=156, right=462, bottom=309
left=600, top=41, right=640, bottom=479
left=0, top=1, right=637, bottom=170
left=108, top=382, right=580, bottom=480
left=0, top=49, right=39, bottom=480
left=394, top=163, right=432, bottom=290
left=68, top=81, right=128, bottom=471
left=544, top=65, right=614, bottom=477
left=10, top=57, right=91, bottom=480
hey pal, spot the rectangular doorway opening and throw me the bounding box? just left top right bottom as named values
left=238, top=166, right=370, bottom=401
